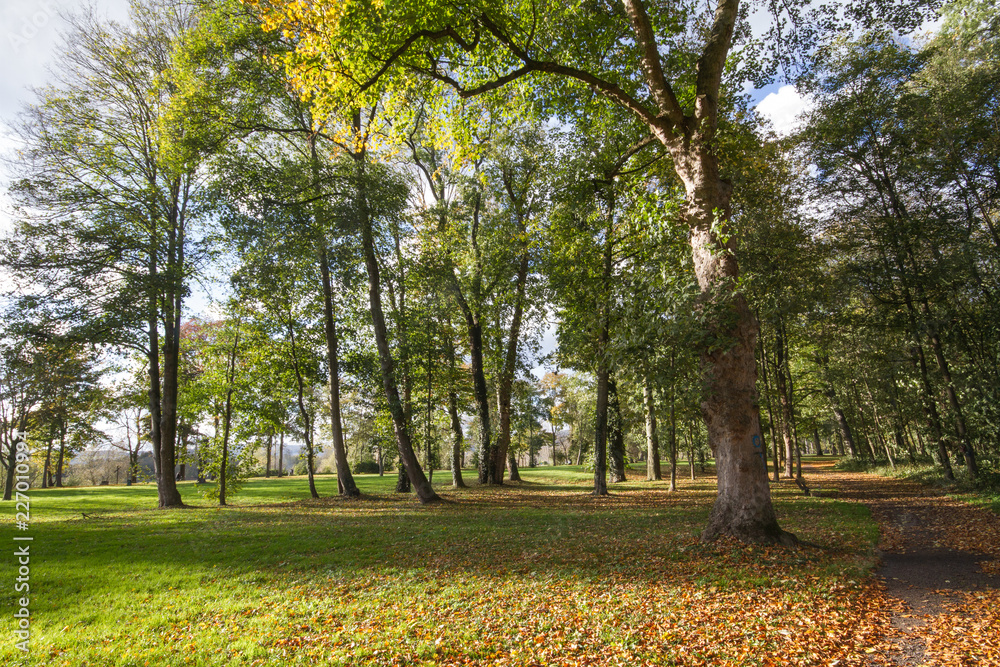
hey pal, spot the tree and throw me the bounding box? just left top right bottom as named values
left=2, top=1, right=216, bottom=507
left=249, top=0, right=889, bottom=542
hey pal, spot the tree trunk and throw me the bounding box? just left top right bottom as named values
left=774, top=321, right=795, bottom=478
left=446, top=335, right=466, bottom=488
left=55, top=423, right=66, bottom=488
left=911, top=345, right=954, bottom=479
left=310, top=126, right=360, bottom=499
left=396, top=457, right=411, bottom=493
left=158, top=268, right=184, bottom=507
left=490, top=234, right=530, bottom=481
left=642, top=375, right=662, bottom=481
left=307, top=420, right=318, bottom=499
left=287, top=315, right=319, bottom=499
left=668, top=380, right=678, bottom=492
left=218, top=328, right=240, bottom=507
left=680, top=164, right=793, bottom=544
left=278, top=430, right=284, bottom=477
left=266, top=431, right=272, bottom=478
left=449, top=387, right=466, bottom=488
left=608, top=378, right=627, bottom=483
left=507, top=451, right=521, bottom=481
left=592, top=363, right=610, bottom=496
left=42, top=439, right=53, bottom=489
left=355, top=148, right=438, bottom=503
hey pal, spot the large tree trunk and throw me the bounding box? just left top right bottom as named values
left=507, top=451, right=521, bottom=481
left=157, top=205, right=185, bottom=508
left=592, top=365, right=609, bottom=496
left=643, top=375, right=662, bottom=481
left=354, top=147, right=437, bottom=503
left=680, top=163, right=793, bottom=545
left=396, top=457, right=411, bottom=493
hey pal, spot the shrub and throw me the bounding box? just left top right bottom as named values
left=353, top=459, right=381, bottom=475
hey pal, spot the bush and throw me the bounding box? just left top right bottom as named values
left=353, top=459, right=382, bottom=475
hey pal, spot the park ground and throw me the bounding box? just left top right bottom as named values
left=1, top=459, right=998, bottom=666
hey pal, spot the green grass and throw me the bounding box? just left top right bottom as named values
left=2, top=465, right=883, bottom=666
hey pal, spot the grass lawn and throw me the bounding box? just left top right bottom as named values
left=2, top=460, right=889, bottom=666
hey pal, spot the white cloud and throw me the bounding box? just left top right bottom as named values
left=755, top=85, right=814, bottom=137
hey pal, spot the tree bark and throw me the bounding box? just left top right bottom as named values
left=643, top=375, right=662, bottom=481
left=592, top=363, right=610, bottom=496
left=55, top=422, right=66, bottom=488
left=218, top=329, right=240, bottom=507
left=608, top=378, right=627, bottom=483
left=353, top=144, right=438, bottom=503
left=507, top=451, right=521, bottom=481
left=446, top=334, right=466, bottom=488
left=278, top=430, right=284, bottom=477
left=774, top=320, right=795, bottom=478
left=319, top=248, right=360, bottom=497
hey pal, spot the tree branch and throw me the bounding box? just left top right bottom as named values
left=621, top=0, right=686, bottom=131
left=694, top=0, right=741, bottom=134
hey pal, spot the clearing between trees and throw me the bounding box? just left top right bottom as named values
left=1, top=460, right=997, bottom=666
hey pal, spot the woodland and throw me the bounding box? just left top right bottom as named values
left=0, top=0, right=998, bottom=664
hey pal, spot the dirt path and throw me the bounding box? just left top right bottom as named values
left=804, top=460, right=1000, bottom=665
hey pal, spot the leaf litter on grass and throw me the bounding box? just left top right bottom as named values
left=13, top=464, right=986, bottom=667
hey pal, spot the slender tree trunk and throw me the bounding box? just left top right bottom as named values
left=551, top=421, right=557, bottom=467
left=218, top=328, right=241, bottom=506
left=278, top=431, right=284, bottom=477
left=642, top=375, right=662, bottom=481
left=911, top=345, right=954, bottom=479
left=668, top=380, right=678, bottom=492
left=55, top=423, right=66, bottom=487
left=446, top=334, right=466, bottom=488
left=266, top=431, right=272, bottom=478
left=813, top=429, right=823, bottom=457
left=608, top=378, right=627, bottom=483
left=318, top=246, right=360, bottom=497
left=286, top=317, right=318, bottom=499
left=307, top=420, right=318, bottom=499
left=353, top=144, right=437, bottom=503
left=449, top=388, right=466, bottom=488
left=42, top=439, right=53, bottom=489
left=689, top=421, right=696, bottom=480
left=774, top=320, right=795, bottom=478
left=491, top=236, right=530, bottom=480
left=924, top=321, right=977, bottom=478
left=758, top=329, right=781, bottom=482
left=307, top=128, right=358, bottom=496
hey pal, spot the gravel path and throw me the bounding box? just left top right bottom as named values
left=803, top=460, right=999, bottom=665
